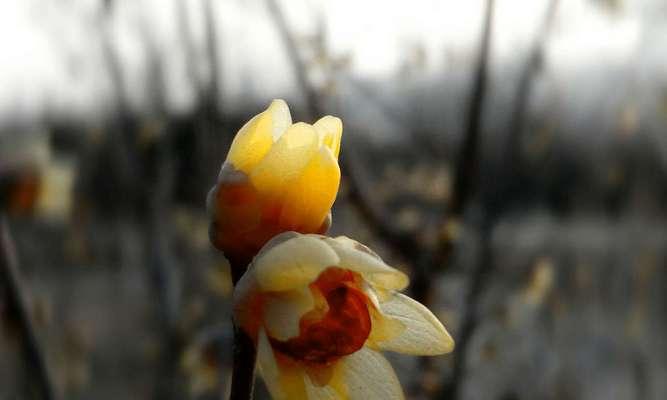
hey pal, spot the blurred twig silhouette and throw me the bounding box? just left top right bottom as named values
left=98, top=2, right=186, bottom=398
left=440, top=1, right=560, bottom=399
left=0, top=216, right=56, bottom=400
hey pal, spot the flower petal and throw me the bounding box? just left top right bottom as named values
left=252, top=235, right=340, bottom=292
left=257, top=329, right=306, bottom=399
left=264, top=287, right=315, bottom=341
left=257, top=328, right=285, bottom=399
left=268, top=99, right=292, bottom=140
left=375, top=293, right=454, bottom=355
left=279, top=146, right=341, bottom=232
left=313, top=116, right=342, bottom=159
left=304, top=374, right=342, bottom=399
left=323, top=236, right=409, bottom=292
left=226, top=105, right=275, bottom=173
left=250, top=122, right=319, bottom=195
left=341, top=347, right=404, bottom=400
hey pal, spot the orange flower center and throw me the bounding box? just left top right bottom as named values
left=270, top=267, right=372, bottom=365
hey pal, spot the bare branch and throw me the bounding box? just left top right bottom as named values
left=447, top=0, right=495, bottom=218
left=440, top=1, right=561, bottom=398
left=0, top=216, right=56, bottom=400
left=504, top=0, right=560, bottom=176
left=265, top=0, right=321, bottom=118
left=202, top=0, right=222, bottom=115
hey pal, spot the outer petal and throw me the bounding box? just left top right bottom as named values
left=267, top=99, right=293, bottom=140
left=250, top=122, right=319, bottom=195
left=226, top=105, right=276, bottom=173
left=264, top=287, right=315, bottom=341
left=304, top=374, right=342, bottom=399
left=375, top=293, right=454, bottom=355
left=313, top=116, right=342, bottom=159
left=257, top=329, right=283, bottom=399
left=252, top=235, right=340, bottom=292
left=279, top=146, right=341, bottom=232
left=257, top=329, right=306, bottom=399
left=323, top=236, right=409, bottom=292
left=341, top=347, right=404, bottom=400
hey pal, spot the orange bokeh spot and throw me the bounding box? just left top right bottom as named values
left=1, top=169, right=41, bottom=215
left=270, top=268, right=372, bottom=365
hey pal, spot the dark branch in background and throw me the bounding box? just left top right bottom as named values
left=202, top=0, right=222, bottom=116
left=101, top=3, right=184, bottom=399
left=439, top=1, right=560, bottom=399
left=265, top=0, right=321, bottom=118
left=415, top=0, right=495, bottom=303
left=398, top=1, right=496, bottom=398
left=0, top=216, right=56, bottom=400
left=265, top=0, right=420, bottom=263
left=447, top=0, right=494, bottom=219
left=147, top=131, right=184, bottom=400
left=504, top=0, right=560, bottom=172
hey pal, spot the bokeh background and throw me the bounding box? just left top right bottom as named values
left=2, top=0, right=667, bottom=399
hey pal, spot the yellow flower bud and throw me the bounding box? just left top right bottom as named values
left=233, top=232, right=454, bottom=400
left=207, top=100, right=342, bottom=265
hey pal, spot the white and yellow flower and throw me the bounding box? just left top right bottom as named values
left=207, top=100, right=342, bottom=265
left=233, top=232, right=454, bottom=399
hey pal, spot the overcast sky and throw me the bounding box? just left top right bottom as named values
left=0, top=0, right=664, bottom=142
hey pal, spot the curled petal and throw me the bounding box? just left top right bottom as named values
left=323, top=236, right=409, bottom=292
left=375, top=293, right=454, bottom=355
left=268, top=99, right=293, bottom=140
left=252, top=234, right=340, bottom=292
left=226, top=109, right=274, bottom=174
left=257, top=329, right=283, bottom=398
left=257, top=329, right=307, bottom=399
left=264, top=287, right=316, bottom=341
left=304, top=364, right=347, bottom=399
left=304, top=378, right=340, bottom=400
left=279, top=146, right=341, bottom=232
left=250, top=122, right=319, bottom=195
left=341, top=347, right=404, bottom=400
left=313, top=116, right=342, bottom=159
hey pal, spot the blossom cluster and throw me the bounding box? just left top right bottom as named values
left=209, top=100, right=453, bottom=399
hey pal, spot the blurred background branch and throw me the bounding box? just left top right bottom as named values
left=1, top=216, right=56, bottom=400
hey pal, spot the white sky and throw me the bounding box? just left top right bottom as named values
left=0, top=0, right=662, bottom=138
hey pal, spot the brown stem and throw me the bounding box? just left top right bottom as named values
left=0, top=216, right=56, bottom=400
left=228, top=263, right=257, bottom=400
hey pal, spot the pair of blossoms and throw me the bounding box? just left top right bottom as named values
left=208, top=100, right=454, bottom=399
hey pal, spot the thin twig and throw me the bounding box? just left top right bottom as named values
left=405, top=1, right=496, bottom=397
left=147, top=129, right=185, bottom=400
left=504, top=0, right=560, bottom=176
left=437, top=0, right=495, bottom=394
left=416, top=0, right=496, bottom=299
left=447, top=0, right=494, bottom=219
left=341, top=143, right=421, bottom=260
left=265, top=0, right=321, bottom=118
left=202, top=0, right=222, bottom=116
left=0, top=216, right=56, bottom=400
left=440, top=1, right=560, bottom=398
left=101, top=5, right=185, bottom=399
